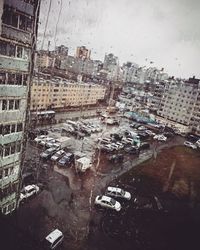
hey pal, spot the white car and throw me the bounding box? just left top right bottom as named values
left=39, top=137, right=55, bottom=146
left=153, top=134, right=167, bottom=141
left=115, top=142, right=124, bottom=149
left=95, top=195, right=121, bottom=212
left=44, top=229, right=64, bottom=249
left=137, top=126, right=146, bottom=131
left=20, top=184, right=39, bottom=202
left=51, top=150, right=66, bottom=161
left=34, top=135, right=47, bottom=143
left=110, top=143, right=119, bottom=150
left=145, top=130, right=156, bottom=136
left=184, top=141, right=197, bottom=149
left=105, top=186, right=131, bottom=200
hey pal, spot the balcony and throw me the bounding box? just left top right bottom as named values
left=0, top=132, right=23, bottom=145
left=0, top=85, right=27, bottom=98
left=0, top=152, right=21, bottom=167
left=1, top=24, right=32, bottom=45
left=0, top=55, right=29, bottom=71
left=4, top=0, right=34, bottom=16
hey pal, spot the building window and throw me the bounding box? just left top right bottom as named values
left=16, top=46, right=23, bottom=58
left=2, top=100, right=7, bottom=110
left=17, top=123, right=23, bottom=132
left=4, top=124, right=10, bottom=135
left=0, top=41, right=7, bottom=55
left=9, top=99, right=14, bottom=110
left=4, top=144, right=10, bottom=157
left=14, top=100, right=20, bottom=109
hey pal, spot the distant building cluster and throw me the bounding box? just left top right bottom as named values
left=30, top=74, right=106, bottom=111
left=35, top=46, right=168, bottom=84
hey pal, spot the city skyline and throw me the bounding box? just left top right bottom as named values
left=38, top=0, right=200, bottom=79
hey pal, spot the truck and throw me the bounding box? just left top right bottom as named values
left=75, top=156, right=92, bottom=173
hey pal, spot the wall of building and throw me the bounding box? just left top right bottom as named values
left=0, top=0, right=39, bottom=215
left=30, top=77, right=106, bottom=111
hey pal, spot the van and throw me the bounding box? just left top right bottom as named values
left=44, top=229, right=64, bottom=249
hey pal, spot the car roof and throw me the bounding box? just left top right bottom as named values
left=101, top=195, right=112, bottom=202
left=56, top=150, right=65, bottom=154
left=107, top=186, right=122, bottom=193
left=45, top=229, right=63, bottom=244
left=24, top=185, right=36, bottom=191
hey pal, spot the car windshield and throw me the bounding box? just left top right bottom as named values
left=120, top=190, right=125, bottom=196
left=47, top=148, right=55, bottom=153
left=110, top=198, right=116, bottom=206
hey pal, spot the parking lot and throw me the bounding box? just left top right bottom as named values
left=10, top=114, right=188, bottom=249
left=3, top=113, right=198, bottom=250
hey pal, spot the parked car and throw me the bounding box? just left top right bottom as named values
left=95, top=195, right=121, bottom=212
left=108, top=154, right=124, bottom=163
left=46, top=139, right=58, bottom=148
left=58, top=152, right=74, bottom=167
left=98, top=138, right=112, bottom=144
left=51, top=150, right=66, bottom=161
left=20, top=184, right=39, bottom=202
left=44, top=229, right=64, bottom=249
left=153, top=134, right=167, bottom=141
left=47, top=141, right=61, bottom=149
left=115, top=142, right=124, bottom=149
left=137, top=126, right=146, bottom=131
left=138, top=132, right=149, bottom=140
left=110, top=133, right=123, bottom=141
left=40, top=147, right=58, bottom=160
left=139, top=142, right=150, bottom=150
left=100, top=144, right=114, bottom=153
left=39, top=137, right=55, bottom=146
left=34, top=135, right=47, bottom=143
left=184, top=141, right=197, bottom=149
left=145, top=130, right=156, bottom=136
left=105, top=186, right=131, bottom=200
left=124, top=146, right=139, bottom=154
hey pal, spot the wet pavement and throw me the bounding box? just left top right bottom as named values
left=1, top=121, right=200, bottom=250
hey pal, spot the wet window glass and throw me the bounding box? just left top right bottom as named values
left=0, top=41, right=7, bottom=55
left=3, top=125, right=10, bottom=135
left=11, top=124, right=16, bottom=133
left=14, top=100, right=20, bottom=109
left=9, top=100, right=14, bottom=110
left=4, top=145, right=10, bottom=157
left=16, top=46, right=23, bottom=58
left=2, top=100, right=7, bottom=110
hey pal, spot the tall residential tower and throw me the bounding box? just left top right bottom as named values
left=0, top=0, right=40, bottom=215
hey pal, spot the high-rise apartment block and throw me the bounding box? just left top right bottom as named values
left=0, top=0, right=40, bottom=215
left=76, top=46, right=91, bottom=60
left=156, top=77, right=200, bottom=134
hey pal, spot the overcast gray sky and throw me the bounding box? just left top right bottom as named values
left=38, top=0, right=200, bottom=78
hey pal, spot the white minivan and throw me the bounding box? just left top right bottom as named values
left=44, top=229, right=64, bottom=249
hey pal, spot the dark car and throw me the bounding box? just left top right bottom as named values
left=58, top=153, right=74, bottom=167
left=40, top=147, right=58, bottom=160
left=139, top=142, right=150, bottom=150
left=124, top=146, right=139, bottom=154
left=110, top=133, right=123, bottom=141
left=138, top=132, right=149, bottom=140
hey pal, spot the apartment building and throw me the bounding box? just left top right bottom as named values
left=156, top=77, right=200, bottom=133
left=0, top=0, right=40, bottom=215
left=30, top=76, right=106, bottom=111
